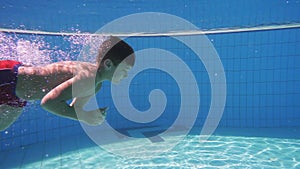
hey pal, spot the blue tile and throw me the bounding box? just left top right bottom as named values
left=41, top=140, right=61, bottom=168
left=20, top=143, right=44, bottom=168
left=1, top=138, right=14, bottom=151
left=0, top=148, right=25, bottom=169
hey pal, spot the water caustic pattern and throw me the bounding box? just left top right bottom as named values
left=179, top=135, right=300, bottom=169
left=3, top=132, right=298, bottom=169
left=101, top=136, right=300, bottom=168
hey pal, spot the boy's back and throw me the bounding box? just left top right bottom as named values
left=16, top=61, right=99, bottom=101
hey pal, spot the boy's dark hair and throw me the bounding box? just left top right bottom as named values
left=97, top=36, right=135, bottom=66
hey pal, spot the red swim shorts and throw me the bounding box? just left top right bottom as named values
left=0, top=60, right=27, bottom=108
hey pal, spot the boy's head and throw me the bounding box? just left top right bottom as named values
left=97, top=36, right=135, bottom=84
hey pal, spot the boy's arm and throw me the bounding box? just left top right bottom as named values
left=41, top=77, right=105, bottom=125
left=40, top=77, right=80, bottom=120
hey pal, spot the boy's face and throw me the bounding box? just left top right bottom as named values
left=111, top=62, right=132, bottom=84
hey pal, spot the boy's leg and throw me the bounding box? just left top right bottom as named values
left=0, top=105, right=23, bottom=131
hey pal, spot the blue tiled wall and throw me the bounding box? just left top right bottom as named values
left=0, top=0, right=300, bottom=151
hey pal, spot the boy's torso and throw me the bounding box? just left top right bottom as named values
left=16, top=61, right=100, bottom=100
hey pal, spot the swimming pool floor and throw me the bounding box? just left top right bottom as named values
left=0, top=127, right=299, bottom=169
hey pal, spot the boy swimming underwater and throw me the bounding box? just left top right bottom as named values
left=0, top=36, right=135, bottom=131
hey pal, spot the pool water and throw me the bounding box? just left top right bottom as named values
left=0, top=1, right=299, bottom=168
left=1, top=128, right=299, bottom=169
